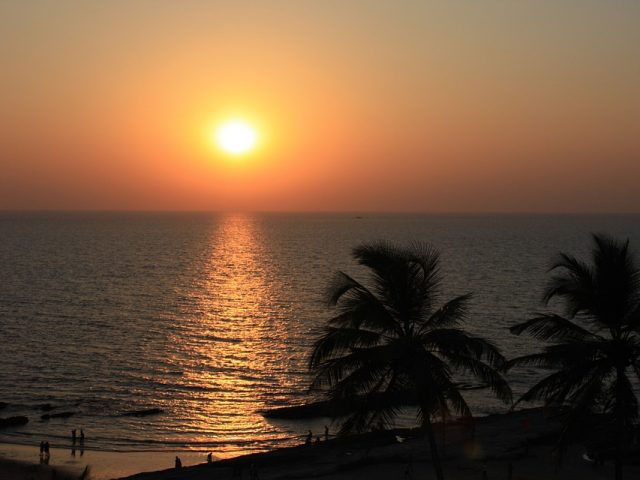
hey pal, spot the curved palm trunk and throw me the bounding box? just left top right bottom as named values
left=425, top=418, right=444, bottom=480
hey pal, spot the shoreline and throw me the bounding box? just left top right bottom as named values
left=3, top=408, right=639, bottom=480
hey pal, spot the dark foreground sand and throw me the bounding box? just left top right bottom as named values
left=120, top=409, right=639, bottom=480
left=3, top=409, right=638, bottom=480
left=0, top=457, right=83, bottom=480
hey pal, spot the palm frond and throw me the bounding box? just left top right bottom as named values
left=514, top=361, right=608, bottom=407
left=308, top=326, right=382, bottom=370
left=423, top=294, right=472, bottom=330
left=423, top=328, right=506, bottom=368
left=544, top=253, right=595, bottom=317
left=309, top=344, right=391, bottom=391
left=332, top=287, right=402, bottom=335
left=442, top=383, right=473, bottom=419
left=325, top=271, right=364, bottom=306
left=443, top=354, right=512, bottom=404
left=510, top=314, right=598, bottom=342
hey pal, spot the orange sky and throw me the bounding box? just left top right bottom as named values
left=1, top=1, right=639, bottom=212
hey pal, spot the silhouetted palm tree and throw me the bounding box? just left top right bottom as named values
left=508, top=234, right=640, bottom=480
left=309, top=242, right=512, bottom=480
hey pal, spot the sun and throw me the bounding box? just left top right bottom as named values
left=215, top=120, right=258, bottom=155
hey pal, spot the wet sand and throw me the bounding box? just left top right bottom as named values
left=0, top=443, right=208, bottom=480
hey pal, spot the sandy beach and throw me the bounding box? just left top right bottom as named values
left=0, top=443, right=210, bottom=480
left=4, top=408, right=631, bottom=480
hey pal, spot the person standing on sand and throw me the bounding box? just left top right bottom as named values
left=207, top=452, right=212, bottom=463
left=324, top=425, right=329, bottom=441
left=175, top=456, right=182, bottom=469
left=43, top=441, right=50, bottom=464
left=72, top=429, right=77, bottom=444
left=80, top=429, right=85, bottom=443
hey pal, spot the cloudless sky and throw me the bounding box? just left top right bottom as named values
left=1, top=1, right=639, bottom=212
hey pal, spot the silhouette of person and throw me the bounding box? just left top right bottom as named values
left=80, top=429, right=85, bottom=444
left=305, top=430, right=312, bottom=445
left=324, top=425, right=329, bottom=441
left=44, top=442, right=50, bottom=464
left=39, top=441, right=45, bottom=457
left=207, top=452, right=212, bottom=463
left=315, top=436, right=321, bottom=445
left=72, top=429, right=77, bottom=444
left=175, top=456, right=182, bottom=469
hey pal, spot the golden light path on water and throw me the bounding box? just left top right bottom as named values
left=165, top=214, right=305, bottom=457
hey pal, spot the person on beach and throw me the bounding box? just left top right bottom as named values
left=43, top=442, right=50, bottom=464
left=207, top=452, right=212, bottom=463
left=72, top=429, right=77, bottom=444
left=305, top=430, right=312, bottom=444
left=80, top=429, right=85, bottom=443
left=39, top=441, right=45, bottom=457
left=175, top=456, right=182, bottom=469
left=324, top=425, right=329, bottom=441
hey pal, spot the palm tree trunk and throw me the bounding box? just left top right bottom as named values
left=426, top=418, right=444, bottom=480
left=615, top=457, right=622, bottom=480
left=615, top=365, right=625, bottom=480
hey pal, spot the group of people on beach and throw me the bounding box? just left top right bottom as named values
left=37, top=428, right=87, bottom=463
left=70, top=428, right=86, bottom=457
left=38, top=441, right=50, bottom=464
left=71, top=428, right=85, bottom=445
left=305, top=425, right=330, bottom=445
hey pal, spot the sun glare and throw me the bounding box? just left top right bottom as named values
left=215, top=120, right=258, bottom=155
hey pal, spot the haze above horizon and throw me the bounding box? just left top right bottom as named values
left=1, top=1, right=639, bottom=213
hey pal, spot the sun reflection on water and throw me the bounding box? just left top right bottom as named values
left=166, top=213, right=301, bottom=456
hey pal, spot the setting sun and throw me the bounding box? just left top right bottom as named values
left=215, top=120, right=258, bottom=155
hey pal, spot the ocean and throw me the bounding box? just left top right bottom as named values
left=1, top=212, right=639, bottom=458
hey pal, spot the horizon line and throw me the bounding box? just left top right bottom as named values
left=1, top=209, right=640, bottom=216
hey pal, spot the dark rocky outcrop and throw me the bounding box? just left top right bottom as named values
left=121, top=408, right=164, bottom=417
left=0, top=416, right=29, bottom=428
left=261, top=393, right=419, bottom=419
left=261, top=400, right=342, bottom=419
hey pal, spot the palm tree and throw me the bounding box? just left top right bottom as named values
left=309, top=242, right=512, bottom=480
left=508, top=234, right=640, bottom=480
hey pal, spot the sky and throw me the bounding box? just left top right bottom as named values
left=1, top=1, right=639, bottom=212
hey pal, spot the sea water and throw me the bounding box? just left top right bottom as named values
left=1, top=212, right=639, bottom=457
